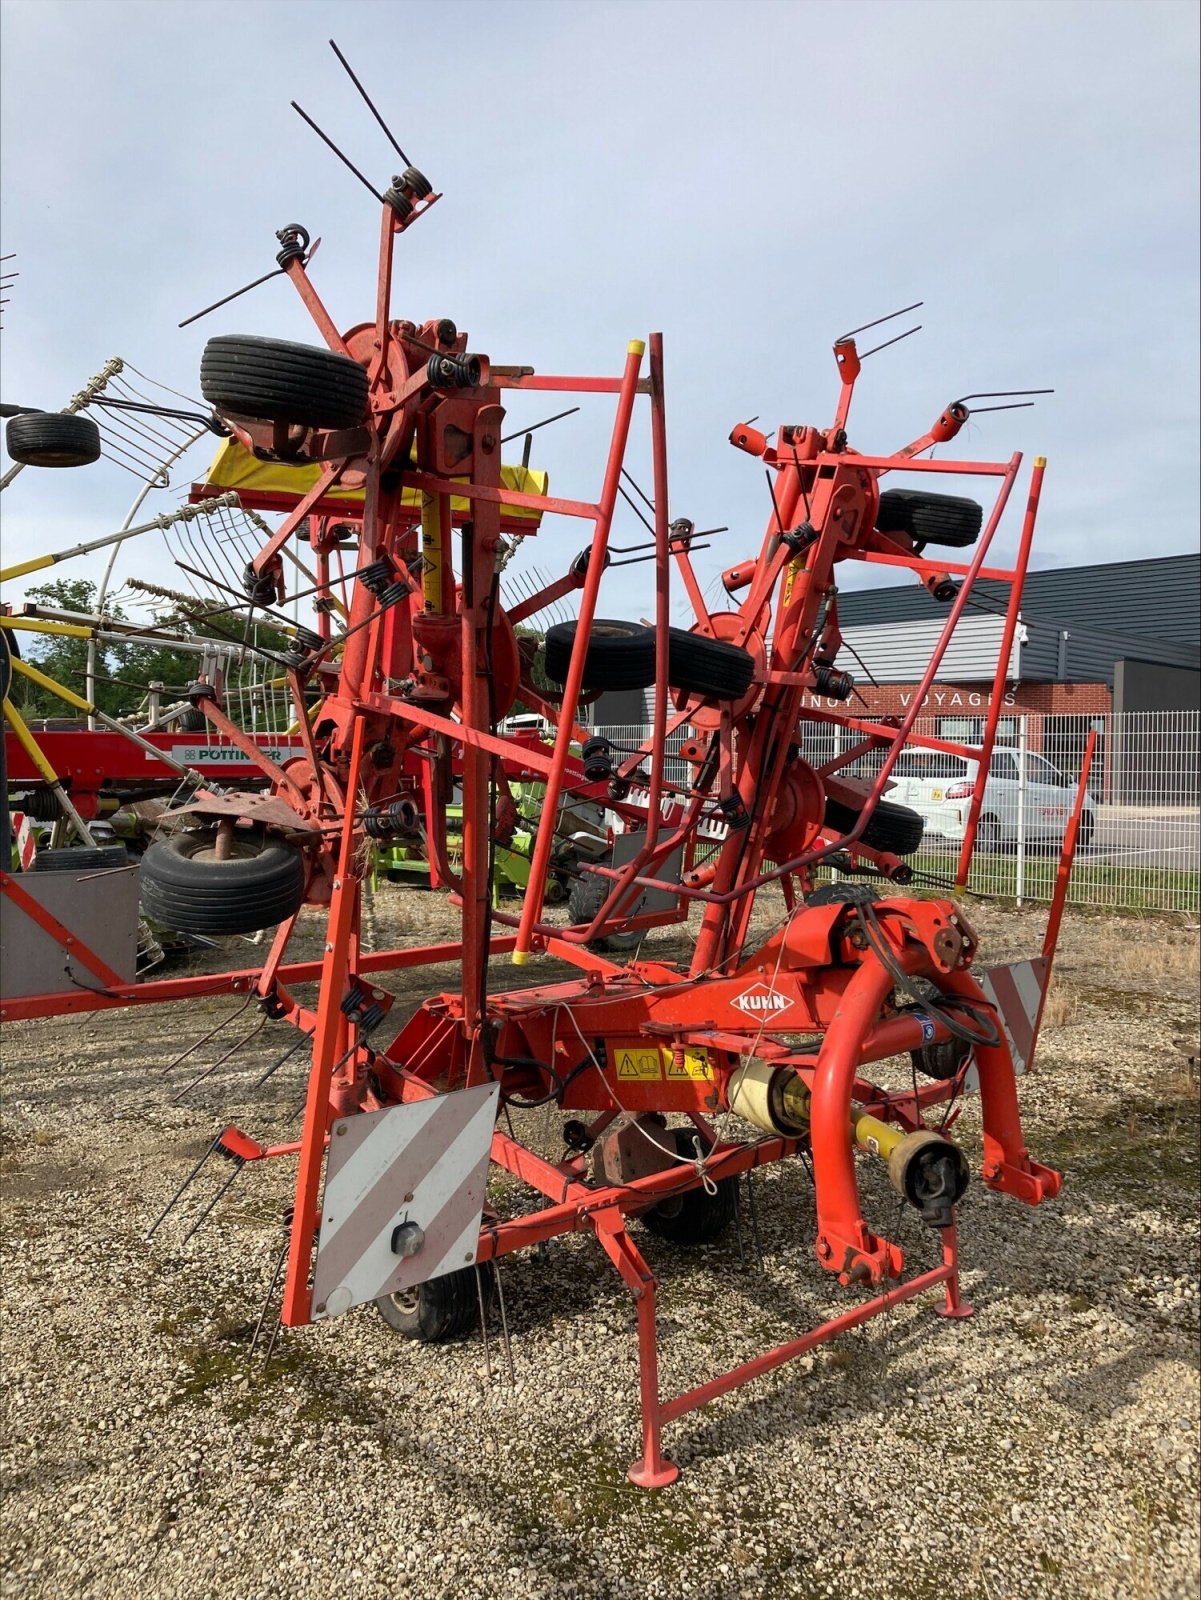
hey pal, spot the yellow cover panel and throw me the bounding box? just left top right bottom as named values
left=201, top=440, right=548, bottom=522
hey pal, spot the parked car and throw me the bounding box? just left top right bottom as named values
left=886, top=747, right=1095, bottom=852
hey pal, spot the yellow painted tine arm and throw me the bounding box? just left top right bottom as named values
left=1, top=616, right=93, bottom=640
left=1, top=695, right=98, bottom=845
left=11, top=655, right=93, bottom=713
left=2, top=694, right=61, bottom=784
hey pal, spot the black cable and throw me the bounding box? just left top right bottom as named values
left=856, top=902, right=1001, bottom=1049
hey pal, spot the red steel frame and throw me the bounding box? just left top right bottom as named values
left=0, top=173, right=1089, bottom=1488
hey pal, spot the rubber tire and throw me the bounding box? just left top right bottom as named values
left=876, top=489, right=983, bottom=549
left=567, top=858, right=640, bottom=952
left=139, top=828, right=306, bottom=936
left=543, top=620, right=656, bottom=692
left=200, top=335, right=370, bottom=430
left=31, top=844, right=129, bottom=873
left=375, top=1266, right=488, bottom=1342
left=906, top=978, right=971, bottom=1082
left=641, top=1128, right=737, bottom=1245
left=1078, top=810, right=1094, bottom=850
left=978, top=814, right=1003, bottom=854
left=667, top=628, right=755, bottom=700
left=824, top=797, right=925, bottom=857
left=176, top=707, right=207, bottom=732
left=5, top=412, right=101, bottom=469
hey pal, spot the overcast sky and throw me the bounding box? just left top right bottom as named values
left=1, top=0, right=1197, bottom=631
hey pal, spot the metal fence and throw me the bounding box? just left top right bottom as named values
left=592, top=711, right=1201, bottom=915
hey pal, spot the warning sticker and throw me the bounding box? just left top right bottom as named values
left=615, top=1049, right=664, bottom=1082
left=666, top=1049, right=713, bottom=1081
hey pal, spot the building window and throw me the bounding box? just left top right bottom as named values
left=937, top=716, right=1019, bottom=743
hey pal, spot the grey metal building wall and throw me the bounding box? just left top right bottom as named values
left=837, top=553, right=1201, bottom=684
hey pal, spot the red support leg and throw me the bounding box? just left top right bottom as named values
left=933, top=1220, right=974, bottom=1320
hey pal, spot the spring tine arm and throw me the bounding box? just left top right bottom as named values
left=160, top=991, right=256, bottom=1075
left=250, top=1235, right=292, bottom=1356
left=145, top=1132, right=224, bottom=1239
left=171, top=1015, right=269, bottom=1104
left=180, top=1156, right=245, bottom=1245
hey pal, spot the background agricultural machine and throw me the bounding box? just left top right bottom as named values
left=0, top=46, right=1096, bottom=1487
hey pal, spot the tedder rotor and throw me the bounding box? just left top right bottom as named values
left=0, top=54, right=1097, bottom=1489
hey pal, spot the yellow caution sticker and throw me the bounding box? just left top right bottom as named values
left=615, top=1048, right=664, bottom=1082
left=931, top=788, right=944, bottom=803
left=666, top=1049, right=713, bottom=1082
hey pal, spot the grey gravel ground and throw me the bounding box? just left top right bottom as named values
left=1, top=894, right=1198, bottom=1600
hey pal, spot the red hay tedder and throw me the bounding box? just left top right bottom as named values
left=0, top=53, right=1096, bottom=1488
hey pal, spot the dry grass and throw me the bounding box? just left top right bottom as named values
left=1041, top=981, right=1079, bottom=1029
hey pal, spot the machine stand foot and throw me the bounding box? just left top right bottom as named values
left=934, top=1300, right=975, bottom=1321
left=628, top=1456, right=680, bottom=1490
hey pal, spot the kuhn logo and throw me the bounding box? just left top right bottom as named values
left=731, top=984, right=792, bottom=1018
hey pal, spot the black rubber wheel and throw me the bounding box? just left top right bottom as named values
left=543, top=620, right=656, bottom=692
left=906, top=978, right=971, bottom=1081
left=567, top=858, right=641, bottom=952
left=375, top=1265, right=489, bottom=1342
left=176, top=707, right=207, bottom=732
left=876, top=489, right=983, bottom=549
left=5, top=412, right=101, bottom=469
left=200, top=335, right=370, bottom=430
left=977, top=813, right=1003, bottom=854
left=31, top=844, right=129, bottom=873
left=641, top=1127, right=737, bottom=1245
left=824, top=797, right=925, bottom=857
left=139, top=828, right=306, bottom=935
left=667, top=628, right=755, bottom=700
left=1078, top=810, right=1094, bottom=850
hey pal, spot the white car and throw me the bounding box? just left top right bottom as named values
left=887, top=748, right=1095, bottom=852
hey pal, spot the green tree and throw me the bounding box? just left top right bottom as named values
left=10, top=577, right=292, bottom=724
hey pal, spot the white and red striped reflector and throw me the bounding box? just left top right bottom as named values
left=311, top=1083, right=499, bottom=1321
left=970, top=956, right=1049, bottom=1085
left=12, top=813, right=38, bottom=871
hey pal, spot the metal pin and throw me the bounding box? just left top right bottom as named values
left=145, top=1133, right=224, bottom=1239
left=172, top=1014, right=269, bottom=1103
left=493, top=1261, right=515, bottom=1386
left=745, top=1168, right=764, bottom=1268
left=250, top=1237, right=292, bottom=1356
left=160, top=991, right=256, bottom=1073
left=253, top=1030, right=314, bottom=1088
left=474, top=1265, right=494, bottom=1387
left=291, top=101, right=388, bottom=205
left=328, top=38, right=411, bottom=166
left=180, top=1158, right=245, bottom=1244
left=838, top=301, right=924, bottom=342
left=859, top=324, right=922, bottom=361
left=500, top=406, right=580, bottom=446
left=261, top=1314, right=285, bottom=1372
left=732, top=1180, right=747, bottom=1268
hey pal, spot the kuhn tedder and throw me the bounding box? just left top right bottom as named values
left=0, top=50, right=1097, bottom=1487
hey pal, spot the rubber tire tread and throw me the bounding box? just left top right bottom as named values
left=641, top=1128, right=737, bottom=1245
left=567, top=857, right=641, bottom=952
left=824, top=796, right=925, bottom=857
left=6, top=412, right=101, bottom=468
left=666, top=628, right=755, bottom=700
left=32, top=844, right=129, bottom=873
left=200, top=335, right=370, bottom=429
left=906, top=978, right=971, bottom=1081
left=374, top=1266, right=487, bottom=1342
left=138, top=829, right=306, bottom=936
left=543, top=619, right=656, bottom=692
left=876, top=489, right=983, bottom=549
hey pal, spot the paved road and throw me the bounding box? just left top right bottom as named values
left=1090, top=806, right=1199, bottom=871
